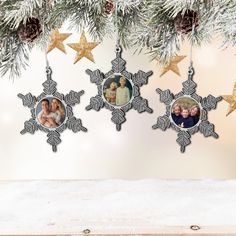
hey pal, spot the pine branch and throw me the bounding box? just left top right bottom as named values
left=0, top=33, right=30, bottom=79
left=4, top=0, right=44, bottom=29
left=130, top=0, right=181, bottom=62
left=215, top=0, right=236, bottom=47
left=49, top=0, right=110, bottom=40
left=0, top=0, right=236, bottom=78
left=116, top=1, right=145, bottom=48
left=130, top=0, right=217, bottom=63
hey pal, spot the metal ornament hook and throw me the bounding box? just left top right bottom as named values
left=45, top=53, right=52, bottom=79
left=46, top=67, right=52, bottom=80
left=115, top=44, right=122, bottom=55
left=188, top=65, right=194, bottom=76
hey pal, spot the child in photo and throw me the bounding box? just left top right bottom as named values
left=190, top=105, right=200, bottom=126
left=116, top=76, right=130, bottom=106
left=179, top=107, right=194, bottom=128
left=171, top=104, right=182, bottom=124
left=105, top=82, right=117, bottom=105
left=37, top=99, right=59, bottom=128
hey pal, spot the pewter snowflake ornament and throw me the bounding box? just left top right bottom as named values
left=18, top=66, right=87, bottom=152
left=152, top=65, right=222, bottom=153
left=86, top=45, right=153, bottom=131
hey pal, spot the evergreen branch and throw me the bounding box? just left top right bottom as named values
left=0, top=0, right=236, bottom=78
left=215, top=0, right=236, bottom=46
left=4, top=0, right=44, bottom=29
left=0, top=33, right=30, bottom=79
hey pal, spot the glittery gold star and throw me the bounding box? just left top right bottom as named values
left=222, top=82, right=236, bottom=116
left=160, top=55, right=186, bottom=77
left=47, top=29, right=72, bottom=54
left=67, top=31, right=99, bottom=64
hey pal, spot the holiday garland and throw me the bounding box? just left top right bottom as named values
left=0, top=0, right=236, bottom=78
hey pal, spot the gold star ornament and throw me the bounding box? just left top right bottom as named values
left=160, top=55, right=186, bottom=77
left=222, top=81, right=236, bottom=116
left=47, top=29, right=72, bottom=54
left=67, top=31, right=99, bottom=64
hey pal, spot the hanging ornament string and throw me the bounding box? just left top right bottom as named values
left=188, top=23, right=195, bottom=87
left=115, top=1, right=121, bottom=52
left=45, top=52, right=54, bottom=82
left=45, top=53, right=49, bottom=68
left=189, top=22, right=196, bottom=70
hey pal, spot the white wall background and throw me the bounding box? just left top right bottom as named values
left=0, top=29, right=236, bottom=180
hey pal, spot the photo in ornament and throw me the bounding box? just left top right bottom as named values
left=171, top=97, right=201, bottom=129
left=18, top=65, right=87, bottom=152
left=86, top=45, right=153, bottom=131
left=152, top=66, right=222, bottom=153
left=103, top=74, right=133, bottom=107
left=35, top=97, right=66, bottom=129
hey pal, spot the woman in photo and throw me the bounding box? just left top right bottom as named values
left=116, top=76, right=130, bottom=106
left=190, top=105, right=200, bottom=126
left=105, top=82, right=117, bottom=105
left=171, top=104, right=182, bottom=124
left=50, top=98, right=65, bottom=126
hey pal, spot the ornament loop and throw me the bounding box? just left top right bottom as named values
left=83, top=229, right=91, bottom=234
left=46, top=66, right=52, bottom=76
left=115, top=45, right=121, bottom=53
left=188, top=66, right=194, bottom=76
left=190, top=225, right=201, bottom=231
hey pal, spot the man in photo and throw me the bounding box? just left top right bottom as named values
left=37, top=98, right=61, bottom=128
left=116, top=76, right=130, bottom=106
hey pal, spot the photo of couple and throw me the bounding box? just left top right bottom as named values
left=103, top=74, right=133, bottom=106
left=36, top=97, right=66, bottom=129
left=171, top=97, right=200, bottom=129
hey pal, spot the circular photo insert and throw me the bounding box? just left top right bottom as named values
left=171, top=97, right=201, bottom=129
left=103, top=74, right=133, bottom=107
left=36, top=97, right=66, bottom=129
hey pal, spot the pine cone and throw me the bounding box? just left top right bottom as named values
left=18, top=17, right=42, bottom=43
left=105, top=0, right=115, bottom=15
left=174, top=10, right=199, bottom=34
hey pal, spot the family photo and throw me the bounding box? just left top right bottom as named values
left=36, top=97, right=66, bottom=129
left=103, top=74, right=133, bottom=106
left=171, top=97, right=200, bottom=129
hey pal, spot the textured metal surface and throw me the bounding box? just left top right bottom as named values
left=18, top=66, right=87, bottom=152
left=86, top=45, right=153, bottom=131
left=152, top=66, right=222, bottom=153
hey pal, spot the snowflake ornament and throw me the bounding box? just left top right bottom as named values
left=18, top=66, right=87, bottom=152
left=152, top=65, right=222, bottom=153
left=86, top=45, right=153, bottom=131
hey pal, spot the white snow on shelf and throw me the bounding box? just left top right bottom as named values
left=0, top=179, right=236, bottom=234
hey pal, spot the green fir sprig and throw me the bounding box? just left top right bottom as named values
left=0, top=0, right=235, bottom=78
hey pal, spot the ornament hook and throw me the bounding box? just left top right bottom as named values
left=45, top=53, right=52, bottom=79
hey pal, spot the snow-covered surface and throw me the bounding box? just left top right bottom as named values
left=0, top=179, right=236, bottom=235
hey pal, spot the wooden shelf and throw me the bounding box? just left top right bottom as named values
left=0, top=180, right=236, bottom=235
